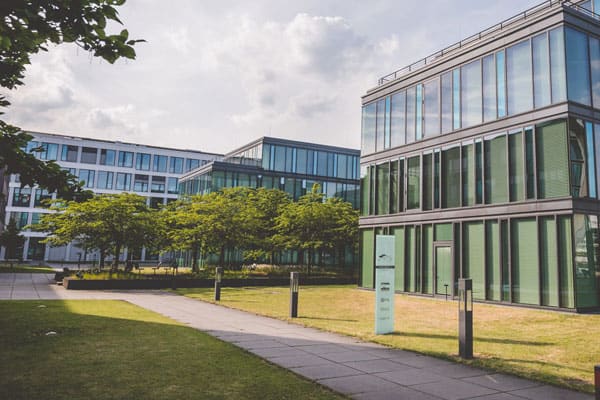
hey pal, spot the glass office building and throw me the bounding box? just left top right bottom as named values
left=360, top=0, right=600, bottom=311
left=1, top=131, right=221, bottom=262
left=180, top=137, right=360, bottom=208
left=179, top=136, right=360, bottom=267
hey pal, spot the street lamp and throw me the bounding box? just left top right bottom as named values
left=290, top=272, right=299, bottom=318
left=458, top=278, right=473, bottom=359
left=214, top=267, right=223, bottom=301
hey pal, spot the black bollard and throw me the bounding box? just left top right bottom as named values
left=290, top=272, right=299, bottom=318
left=214, top=267, right=223, bottom=301
left=458, top=278, right=473, bottom=359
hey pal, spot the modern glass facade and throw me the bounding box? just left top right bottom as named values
left=180, top=137, right=360, bottom=208
left=360, top=1, right=600, bottom=311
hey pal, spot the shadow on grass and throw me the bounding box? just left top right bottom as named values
left=0, top=300, right=342, bottom=400
left=388, top=331, right=554, bottom=346
left=299, top=316, right=359, bottom=322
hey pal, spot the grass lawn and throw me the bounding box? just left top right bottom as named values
left=178, top=285, right=599, bottom=393
left=0, top=300, right=344, bottom=400
left=0, top=264, right=55, bottom=273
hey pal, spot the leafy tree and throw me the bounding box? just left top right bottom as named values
left=0, top=218, right=25, bottom=259
left=34, top=193, right=155, bottom=268
left=0, top=1, right=143, bottom=204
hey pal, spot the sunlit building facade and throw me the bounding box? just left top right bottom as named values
left=360, top=0, right=600, bottom=311
left=1, top=131, right=221, bottom=262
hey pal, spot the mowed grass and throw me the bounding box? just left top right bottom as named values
left=178, top=285, right=600, bottom=393
left=0, top=300, right=344, bottom=400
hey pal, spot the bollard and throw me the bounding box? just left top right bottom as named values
left=458, top=278, right=473, bottom=359
left=595, top=365, right=599, bottom=400
left=290, top=272, right=299, bottom=318
left=214, top=267, right=223, bottom=301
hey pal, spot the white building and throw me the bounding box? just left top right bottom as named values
left=1, top=131, right=222, bottom=263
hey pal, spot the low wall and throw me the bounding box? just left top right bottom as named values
left=63, top=277, right=356, bottom=290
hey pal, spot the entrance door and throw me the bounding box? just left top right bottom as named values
left=435, top=246, right=452, bottom=296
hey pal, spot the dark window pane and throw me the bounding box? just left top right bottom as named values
left=153, top=155, right=168, bottom=172
left=118, top=151, right=133, bottom=168
left=61, top=145, right=78, bottom=162
left=81, top=147, right=98, bottom=164
left=441, top=72, right=453, bottom=133
left=375, top=163, right=389, bottom=215
left=407, top=156, right=420, bottom=209
left=550, top=28, right=567, bottom=103
left=168, top=177, right=178, bottom=194
left=566, top=27, right=591, bottom=105
left=442, top=146, right=460, bottom=208
left=423, top=153, right=433, bottom=211
left=361, top=103, right=376, bottom=155
left=484, top=133, right=508, bottom=204
left=169, top=157, right=183, bottom=174
left=97, top=171, right=113, bottom=189
left=509, top=130, right=525, bottom=202
left=100, top=149, right=115, bottom=166
left=115, top=173, right=131, bottom=190
left=462, top=142, right=475, bottom=206
left=536, top=119, right=569, bottom=198
left=136, top=153, right=151, bottom=171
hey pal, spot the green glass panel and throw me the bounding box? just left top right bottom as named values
left=536, top=120, right=569, bottom=198
left=540, top=217, right=559, bottom=307
left=463, top=222, right=485, bottom=300
left=360, top=166, right=370, bottom=216
left=435, top=246, right=453, bottom=296
left=442, top=146, right=461, bottom=208
left=435, top=223, right=453, bottom=241
left=485, top=134, right=508, bottom=204
left=558, top=215, right=575, bottom=308
left=407, top=156, right=420, bottom=209
left=462, top=143, right=475, bottom=206
left=509, top=131, right=525, bottom=202
left=574, top=214, right=600, bottom=308
left=511, top=219, right=540, bottom=305
left=422, top=225, right=433, bottom=294
left=486, top=220, right=501, bottom=301
left=423, top=154, right=433, bottom=211
left=376, top=163, right=389, bottom=215
left=406, top=226, right=415, bottom=292
left=390, top=161, right=399, bottom=214
left=415, top=226, right=421, bottom=293
left=361, top=230, right=374, bottom=288
left=525, top=127, right=535, bottom=199
left=501, top=220, right=510, bottom=301
left=392, top=227, right=405, bottom=291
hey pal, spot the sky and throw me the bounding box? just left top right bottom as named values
left=5, top=0, right=542, bottom=155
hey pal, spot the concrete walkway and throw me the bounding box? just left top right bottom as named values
left=0, top=273, right=593, bottom=400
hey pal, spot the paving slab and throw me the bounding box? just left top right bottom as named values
left=0, top=272, right=594, bottom=400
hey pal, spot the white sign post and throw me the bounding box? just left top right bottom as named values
left=375, top=235, right=395, bottom=335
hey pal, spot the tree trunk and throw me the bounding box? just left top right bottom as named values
left=113, top=243, right=121, bottom=270
left=99, top=251, right=106, bottom=268
left=192, top=246, right=199, bottom=273
left=307, top=250, right=312, bottom=276
left=219, top=245, right=225, bottom=268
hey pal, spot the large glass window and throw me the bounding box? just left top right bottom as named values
left=507, top=40, right=533, bottom=115
left=151, top=176, right=166, bottom=193
left=540, top=217, right=559, bottom=307
left=550, top=27, right=567, bottom=103
left=186, top=158, right=200, bottom=172
left=533, top=32, right=551, bottom=108
left=453, top=69, right=461, bottom=129
left=442, top=145, right=460, bottom=208
left=525, top=127, right=536, bottom=199
left=361, top=103, right=376, bottom=155
left=12, top=212, right=29, bottom=230
left=39, top=143, right=58, bottom=161
left=423, top=153, right=433, bottom=211
left=134, top=174, right=149, bottom=192
left=461, top=60, right=482, bottom=128
left=78, top=169, right=95, bottom=188
left=536, top=120, right=569, bottom=198
left=169, top=157, right=183, bottom=174
left=508, top=129, right=525, bottom=202
left=167, top=177, right=179, bottom=194
left=424, top=78, right=440, bottom=137
left=384, top=97, right=391, bottom=149
left=296, top=148, right=308, bottom=174
left=100, top=149, right=115, bottom=166
left=463, top=222, right=485, bottom=300
left=482, top=55, right=496, bottom=122
left=273, top=146, right=286, bottom=172
left=390, top=160, right=400, bottom=214
left=590, top=37, right=600, bottom=108
left=573, top=214, right=600, bottom=308
left=80, top=147, right=98, bottom=164
left=406, top=87, right=416, bottom=143
left=375, top=163, right=389, bottom=215
left=407, top=156, right=420, bottom=209
left=566, top=27, right=591, bottom=106
left=153, top=155, right=168, bottom=172
left=360, top=166, right=370, bottom=216
left=496, top=51, right=507, bottom=118
left=441, top=72, right=453, bottom=134
left=115, top=173, right=131, bottom=191
left=415, top=84, right=423, bottom=140
left=97, top=171, right=114, bottom=189
left=118, top=151, right=133, bottom=168
left=462, top=141, right=475, bottom=206
left=511, top=218, right=540, bottom=305
left=390, top=91, right=406, bottom=147
left=136, top=153, right=151, bottom=171
left=569, top=118, right=588, bottom=198
left=61, top=145, right=78, bottom=162
left=376, top=99, right=385, bottom=152
left=484, top=133, right=508, bottom=204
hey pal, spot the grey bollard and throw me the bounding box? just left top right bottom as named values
left=458, top=278, right=473, bottom=359
left=214, top=267, right=223, bottom=301
left=290, top=272, right=299, bottom=318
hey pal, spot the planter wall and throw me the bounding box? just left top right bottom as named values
left=63, top=277, right=356, bottom=290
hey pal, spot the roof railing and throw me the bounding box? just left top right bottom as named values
left=376, top=0, right=594, bottom=86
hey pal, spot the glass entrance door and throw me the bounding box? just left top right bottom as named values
left=435, top=246, right=452, bottom=296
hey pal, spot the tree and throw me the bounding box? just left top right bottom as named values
left=34, top=193, right=155, bottom=268
left=0, top=218, right=25, bottom=259
left=0, top=1, right=143, bottom=203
